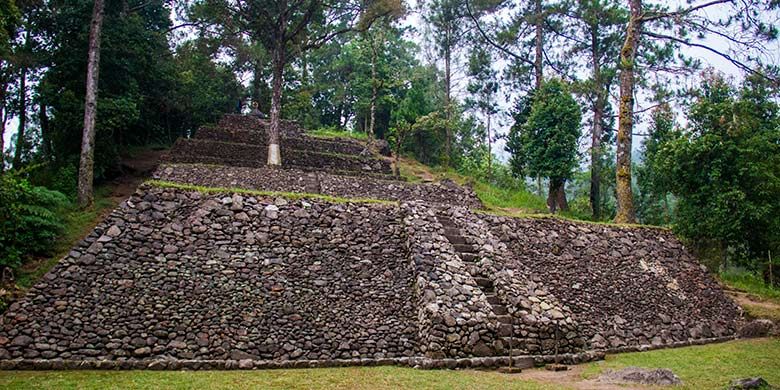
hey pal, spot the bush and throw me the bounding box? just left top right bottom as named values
left=0, top=172, right=68, bottom=270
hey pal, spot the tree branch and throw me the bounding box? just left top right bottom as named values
left=640, top=0, right=733, bottom=23
left=643, top=31, right=779, bottom=84
left=464, top=0, right=535, bottom=67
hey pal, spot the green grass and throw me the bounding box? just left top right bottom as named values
left=1, top=339, right=778, bottom=389
left=472, top=181, right=548, bottom=213
left=719, top=269, right=780, bottom=301
left=582, top=338, right=780, bottom=389
left=146, top=180, right=396, bottom=205
left=0, top=366, right=555, bottom=390
left=307, top=128, right=368, bottom=141
left=14, top=185, right=116, bottom=288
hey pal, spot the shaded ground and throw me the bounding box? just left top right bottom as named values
left=0, top=339, right=778, bottom=389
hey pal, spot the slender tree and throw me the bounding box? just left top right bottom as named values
left=466, top=45, right=499, bottom=177
left=423, top=0, right=471, bottom=166
left=11, top=30, right=30, bottom=168
left=613, top=0, right=779, bottom=223
left=0, top=0, right=19, bottom=172
left=77, top=0, right=105, bottom=208
left=564, top=0, right=624, bottom=220
left=614, top=0, right=640, bottom=223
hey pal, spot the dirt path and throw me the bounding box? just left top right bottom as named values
left=729, top=291, right=780, bottom=311
left=110, top=148, right=165, bottom=199
left=508, top=365, right=651, bottom=390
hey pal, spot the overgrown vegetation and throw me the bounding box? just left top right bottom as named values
left=0, top=170, right=67, bottom=271
left=719, top=268, right=780, bottom=301
left=397, top=158, right=547, bottom=214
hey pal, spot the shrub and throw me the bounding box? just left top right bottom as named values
left=0, top=172, right=68, bottom=270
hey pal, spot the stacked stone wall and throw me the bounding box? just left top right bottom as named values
left=0, top=188, right=742, bottom=369
left=166, top=139, right=392, bottom=175
left=481, top=215, right=742, bottom=350
left=0, top=186, right=418, bottom=362
left=154, top=164, right=483, bottom=208
left=218, top=115, right=303, bottom=138
left=439, top=207, right=585, bottom=355
left=194, top=126, right=367, bottom=156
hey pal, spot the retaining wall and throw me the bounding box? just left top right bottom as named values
left=154, top=164, right=483, bottom=208
left=0, top=186, right=418, bottom=361
left=166, top=139, right=392, bottom=175
left=195, top=126, right=367, bottom=156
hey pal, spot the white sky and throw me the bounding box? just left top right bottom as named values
left=4, top=1, right=780, bottom=165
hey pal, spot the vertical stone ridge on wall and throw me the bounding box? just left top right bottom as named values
left=401, top=202, right=498, bottom=358
left=438, top=207, right=585, bottom=355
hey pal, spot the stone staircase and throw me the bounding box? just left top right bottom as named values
left=436, top=212, right=521, bottom=356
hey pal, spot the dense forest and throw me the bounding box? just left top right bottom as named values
left=0, top=0, right=779, bottom=274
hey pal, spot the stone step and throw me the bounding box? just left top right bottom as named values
left=453, top=244, right=476, bottom=253
left=444, top=228, right=461, bottom=237
left=497, top=315, right=515, bottom=324
left=444, top=235, right=466, bottom=245
left=460, top=253, right=478, bottom=262
left=474, top=277, right=493, bottom=288
left=437, top=218, right=454, bottom=227
left=492, top=304, right=508, bottom=315
left=507, top=356, right=534, bottom=370
left=485, top=294, right=501, bottom=305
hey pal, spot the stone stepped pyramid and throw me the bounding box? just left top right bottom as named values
left=0, top=115, right=745, bottom=371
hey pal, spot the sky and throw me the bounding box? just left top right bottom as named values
left=404, top=0, right=780, bottom=163
left=4, top=1, right=780, bottom=164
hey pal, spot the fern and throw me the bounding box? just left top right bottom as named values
left=0, top=172, right=68, bottom=269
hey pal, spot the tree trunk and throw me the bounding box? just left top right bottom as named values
left=252, top=62, right=263, bottom=105
left=0, top=82, right=6, bottom=173
left=443, top=27, right=452, bottom=167
left=77, top=0, right=106, bottom=208
left=615, top=0, right=641, bottom=224
left=534, top=0, right=543, bottom=89
left=486, top=113, right=491, bottom=178
left=556, top=181, right=569, bottom=211
left=13, top=65, right=26, bottom=168
left=589, top=28, right=605, bottom=220
left=547, top=177, right=563, bottom=213
left=267, top=40, right=285, bottom=166
left=537, top=176, right=542, bottom=197
left=369, top=34, right=378, bottom=140
left=40, top=100, right=52, bottom=161
left=590, top=103, right=603, bottom=219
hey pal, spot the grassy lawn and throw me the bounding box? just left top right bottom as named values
left=1, top=339, right=778, bottom=389
left=583, top=338, right=780, bottom=389
left=0, top=366, right=555, bottom=390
